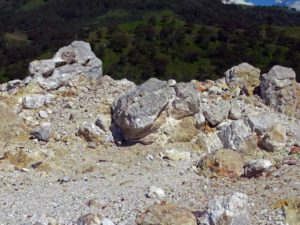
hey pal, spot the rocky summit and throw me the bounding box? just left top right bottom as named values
left=0, top=41, right=299, bottom=225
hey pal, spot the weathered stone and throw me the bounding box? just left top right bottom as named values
left=247, top=112, right=279, bottom=135
left=169, top=116, right=198, bottom=143
left=196, top=149, right=244, bottom=178
left=199, top=192, right=249, bottom=225
left=39, top=110, right=48, bottom=119
left=218, top=120, right=252, bottom=150
left=168, top=79, right=177, bottom=87
left=260, top=66, right=297, bottom=116
left=243, top=159, right=272, bottom=178
left=163, top=149, right=191, bottom=161
left=229, top=100, right=242, bottom=120
left=172, top=82, right=201, bottom=119
left=225, top=63, right=260, bottom=96
left=259, top=124, right=286, bottom=152
left=274, top=198, right=300, bottom=225
left=22, top=95, right=46, bottom=109
left=53, top=41, right=102, bottom=79
left=31, top=123, right=51, bottom=142
left=286, top=121, right=300, bottom=146
left=29, top=59, right=56, bottom=77
left=290, top=145, right=300, bottom=155
left=101, top=218, right=115, bottom=225
left=112, top=78, right=174, bottom=141
left=194, top=111, right=206, bottom=129
left=0, top=83, right=7, bottom=92
left=78, top=122, right=104, bottom=144
left=196, top=133, right=223, bottom=153
left=136, top=202, right=197, bottom=225
left=146, top=186, right=166, bottom=199
left=203, top=100, right=231, bottom=127
left=29, top=41, right=103, bottom=90
left=95, top=119, right=105, bottom=132
left=76, top=213, right=101, bottom=225
left=7, top=79, right=23, bottom=90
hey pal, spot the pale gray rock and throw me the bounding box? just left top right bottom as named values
left=199, top=192, right=250, bottom=225
left=0, top=83, right=7, bottom=92
left=244, top=159, right=272, bottom=178
left=229, top=100, right=242, bottom=120
left=29, top=59, right=56, bottom=77
left=203, top=100, right=231, bottom=127
left=146, top=186, right=166, bottom=199
left=196, top=133, right=223, bottom=153
left=172, top=82, right=201, bottom=119
left=259, top=124, right=286, bottom=152
left=38, top=110, right=48, bottom=119
left=101, top=218, right=115, bottom=225
left=163, top=149, right=191, bottom=161
left=78, top=122, right=104, bottom=143
left=7, top=79, right=23, bottom=90
left=53, top=41, right=102, bottom=79
left=112, top=78, right=174, bottom=141
left=247, top=112, right=279, bottom=135
left=23, top=76, right=33, bottom=85
left=22, top=95, right=46, bottom=109
left=260, top=66, right=297, bottom=116
left=168, top=79, right=177, bottom=87
left=225, top=63, right=260, bottom=96
left=194, top=111, right=206, bottom=129
left=218, top=120, right=252, bottom=150
left=29, top=41, right=102, bottom=90
left=31, top=123, right=51, bottom=142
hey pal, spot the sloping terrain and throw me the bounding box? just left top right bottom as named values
left=0, top=41, right=299, bottom=225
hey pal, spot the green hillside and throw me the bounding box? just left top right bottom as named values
left=0, top=0, right=299, bottom=82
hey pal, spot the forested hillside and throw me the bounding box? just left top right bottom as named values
left=0, top=0, right=300, bottom=82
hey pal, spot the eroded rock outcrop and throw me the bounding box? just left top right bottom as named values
left=29, top=41, right=102, bottom=90
left=225, top=63, right=260, bottom=96
left=260, top=65, right=297, bottom=116
left=112, top=78, right=200, bottom=142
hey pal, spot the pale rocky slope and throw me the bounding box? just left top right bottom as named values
left=0, top=41, right=299, bottom=225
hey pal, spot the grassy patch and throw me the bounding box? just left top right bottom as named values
left=20, top=0, right=47, bottom=11
left=4, top=32, right=28, bottom=42
left=276, top=26, right=300, bottom=40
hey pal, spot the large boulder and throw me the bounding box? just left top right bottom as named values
left=259, top=124, right=286, bottom=152
left=203, top=100, right=231, bottom=127
left=136, top=202, right=197, bottom=225
left=196, top=149, right=244, bottom=178
left=171, top=82, right=201, bottom=119
left=52, top=41, right=102, bottom=79
left=260, top=66, right=297, bottom=116
left=29, top=41, right=102, bottom=90
left=218, top=120, right=252, bottom=150
left=247, top=112, right=279, bottom=135
left=112, top=78, right=201, bottom=142
left=196, top=132, right=223, bottom=153
left=112, top=78, right=174, bottom=141
left=225, top=63, right=261, bottom=96
left=199, top=192, right=250, bottom=225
